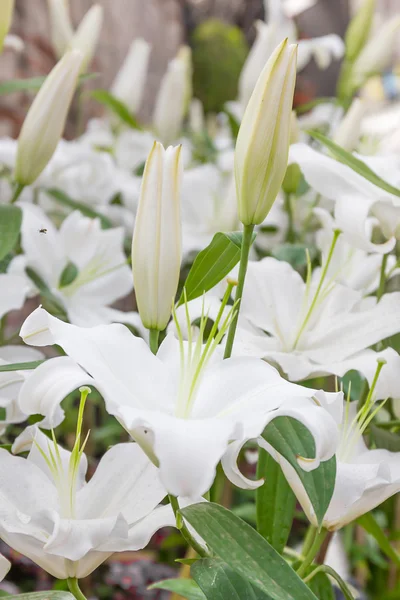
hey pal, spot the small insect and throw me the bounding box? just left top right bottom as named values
left=39, top=228, right=47, bottom=234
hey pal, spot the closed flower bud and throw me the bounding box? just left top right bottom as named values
left=0, top=0, right=14, bottom=53
left=110, top=38, right=151, bottom=115
left=15, top=50, right=83, bottom=186
left=353, top=16, right=400, bottom=85
left=47, top=0, right=73, bottom=58
left=68, top=4, right=103, bottom=73
left=132, top=142, right=183, bottom=331
left=235, top=39, right=297, bottom=226
left=333, top=98, right=366, bottom=151
left=345, top=0, right=375, bottom=62
left=153, top=47, right=192, bottom=145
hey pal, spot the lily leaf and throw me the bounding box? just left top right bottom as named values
left=180, top=231, right=256, bottom=305
left=90, top=89, right=141, bottom=129
left=180, top=503, right=318, bottom=600
left=6, top=594, right=75, bottom=600
left=0, top=73, right=98, bottom=95
left=308, top=130, right=400, bottom=198
left=45, top=188, right=113, bottom=229
left=0, top=360, right=45, bottom=372
left=0, top=205, right=22, bottom=260
left=149, top=578, right=206, bottom=600
left=192, top=558, right=273, bottom=599
left=262, top=416, right=336, bottom=526
left=357, top=512, right=400, bottom=567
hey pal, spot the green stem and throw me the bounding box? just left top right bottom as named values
left=223, top=224, right=255, bottom=359
left=294, top=229, right=341, bottom=348
left=10, top=182, right=24, bottom=204
left=297, top=528, right=328, bottom=578
left=149, top=328, right=160, bottom=354
left=301, top=525, right=318, bottom=557
left=284, top=193, right=295, bottom=243
left=67, top=578, right=87, bottom=600
left=377, top=253, right=388, bottom=302
left=303, top=565, right=356, bottom=599
left=168, top=494, right=209, bottom=557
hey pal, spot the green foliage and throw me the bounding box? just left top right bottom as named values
left=191, top=19, right=248, bottom=113
left=0, top=205, right=22, bottom=261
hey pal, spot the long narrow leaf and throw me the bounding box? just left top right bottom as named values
left=0, top=205, right=22, bottom=260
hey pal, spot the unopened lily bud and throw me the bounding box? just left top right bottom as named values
left=345, top=0, right=375, bottom=62
left=47, top=0, right=73, bottom=58
left=15, top=50, right=83, bottom=186
left=238, top=21, right=276, bottom=109
left=153, top=47, right=191, bottom=145
left=68, top=4, right=103, bottom=73
left=132, top=142, right=183, bottom=331
left=353, top=16, right=400, bottom=84
left=333, top=98, right=366, bottom=151
left=282, top=163, right=301, bottom=195
left=111, top=38, right=151, bottom=115
left=0, top=0, right=14, bottom=53
left=235, top=39, right=297, bottom=226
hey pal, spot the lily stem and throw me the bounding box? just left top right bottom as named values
left=223, top=224, right=255, bottom=359
left=168, top=494, right=209, bottom=558
left=10, top=182, right=24, bottom=204
left=377, top=253, right=388, bottom=302
left=297, top=527, right=328, bottom=578
left=149, top=328, right=160, bottom=355
left=67, top=577, right=87, bottom=600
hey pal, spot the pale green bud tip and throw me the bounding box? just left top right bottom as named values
left=235, top=38, right=298, bottom=226
left=15, top=49, right=83, bottom=186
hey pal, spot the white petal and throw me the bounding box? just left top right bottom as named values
left=0, top=554, right=10, bottom=582
left=0, top=274, right=29, bottom=319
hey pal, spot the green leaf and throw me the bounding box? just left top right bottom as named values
left=192, top=558, right=273, bottom=599
left=0, top=205, right=22, bottom=260
left=180, top=231, right=255, bottom=305
left=370, top=424, right=400, bottom=452
left=180, top=503, right=318, bottom=600
left=5, top=594, right=75, bottom=600
left=308, top=130, right=400, bottom=198
left=256, top=449, right=296, bottom=553
left=45, top=189, right=113, bottom=229
left=58, top=262, right=79, bottom=288
left=223, top=108, right=240, bottom=140
left=307, top=570, right=335, bottom=600
left=272, top=244, right=317, bottom=270
left=149, top=578, right=206, bottom=600
left=0, top=73, right=98, bottom=95
left=90, top=89, right=141, bottom=129
left=0, top=360, right=45, bottom=372
left=357, top=512, right=400, bottom=567
left=262, top=416, right=336, bottom=526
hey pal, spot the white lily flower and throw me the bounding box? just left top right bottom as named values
left=0, top=425, right=175, bottom=579
left=68, top=4, right=103, bottom=73
left=15, top=50, right=83, bottom=186
left=281, top=391, right=400, bottom=530
left=236, top=39, right=297, bottom=226
left=0, top=273, right=29, bottom=319
left=111, top=38, right=151, bottom=115
left=353, top=16, right=400, bottom=85
left=153, top=48, right=191, bottom=145
left=47, top=0, right=74, bottom=58
left=0, top=0, right=14, bottom=53
left=132, top=142, right=182, bottom=331
left=19, top=306, right=341, bottom=499
left=0, top=346, right=45, bottom=435
left=234, top=257, right=400, bottom=385
left=275, top=0, right=319, bottom=18
left=297, top=34, right=344, bottom=72
left=290, top=143, right=400, bottom=253
left=8, top=204, right=138, bottom=328
left=333, top=98, right=366, bottom=152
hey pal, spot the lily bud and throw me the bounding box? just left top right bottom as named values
left=345, top=0, right=375, bottom=62
left=132, top=142, right=183, bottom=331
left=47, top=0, right=73, bottom=58
left=110, top=38, right=151, bottom=115
left=333, top=98, right=366, bottom=152
left=235, top=39, right=297, bottom=226
left=15, top=50, right=83, bottom=186
left=0, top=0, right=14, bottom=53
left=68, top=4, right=103, bottom=73
left=353, top=16, right=400, bottom=84
left=153, top=47, right=191, bottom=145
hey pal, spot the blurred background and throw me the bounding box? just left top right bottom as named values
left=1, top=0, right=398, bottom=138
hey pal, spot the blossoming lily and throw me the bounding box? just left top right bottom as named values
left=8, top=204, right=140, bottom=328
left=0, top=406, right=175, bottom=580
left=234, top=256, right=400, bottom=385
left=280, top=368, right=400, bottom=530
left=19, top=303, right=341, bottom=499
